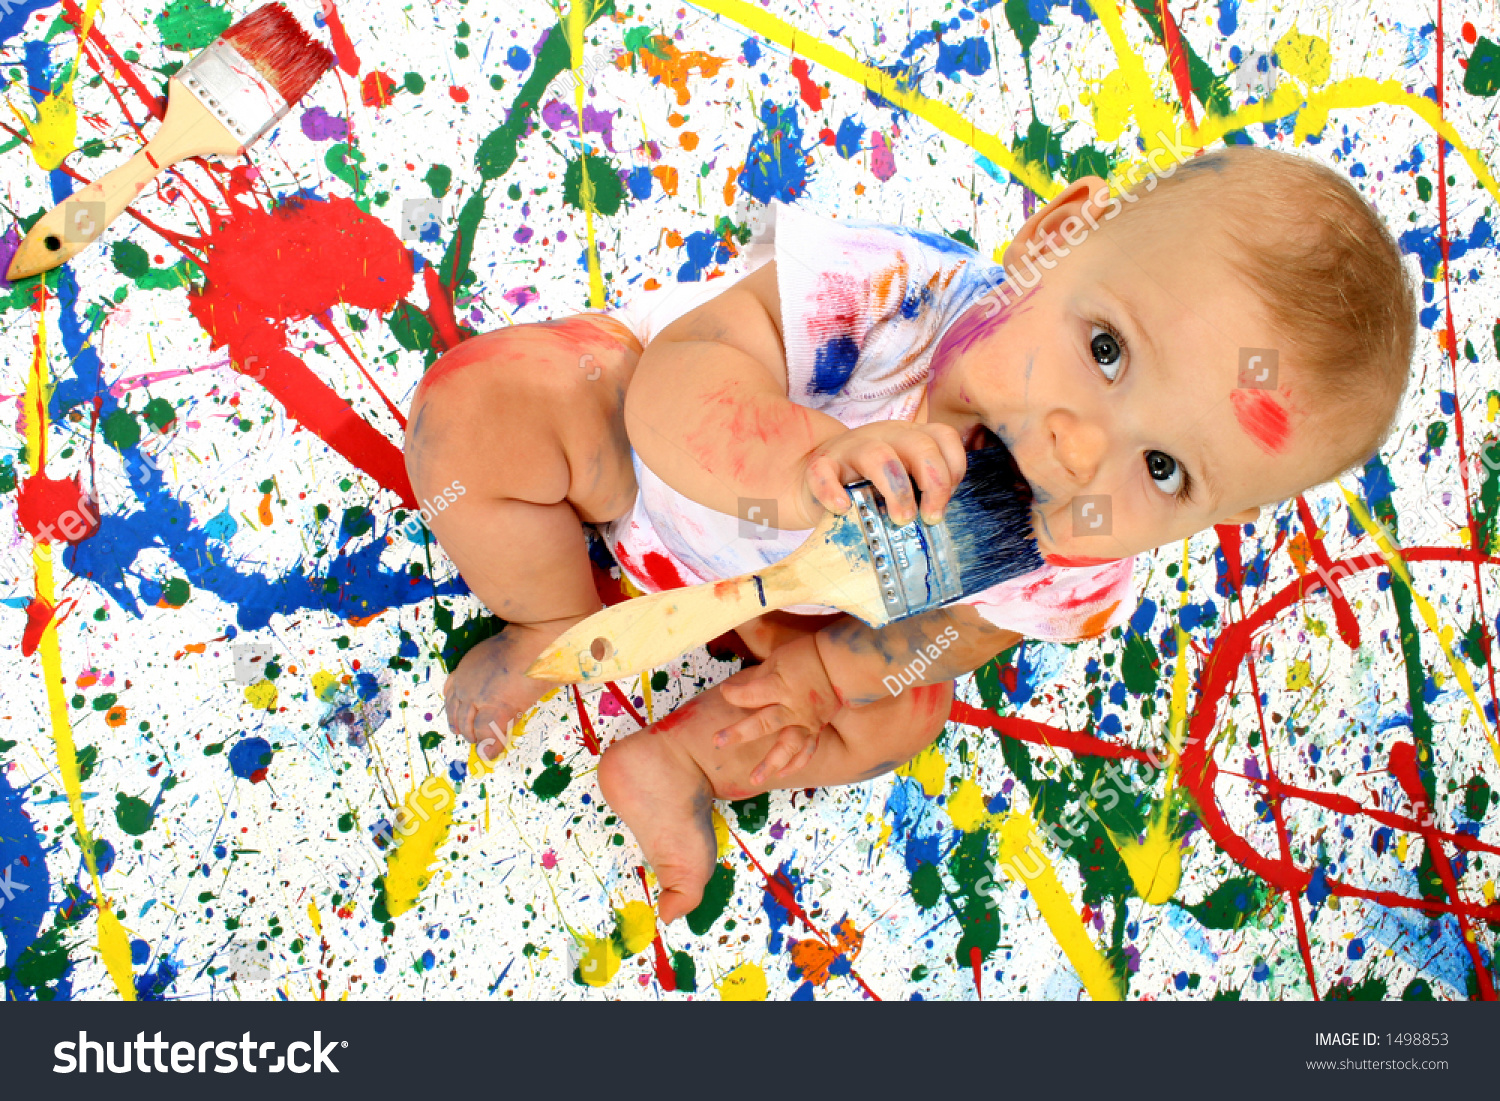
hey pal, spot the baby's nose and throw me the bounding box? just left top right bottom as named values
left=1052, top=415, right=1108, bottom=486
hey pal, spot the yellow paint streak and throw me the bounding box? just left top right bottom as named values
left=689, top=0, right=1057, bottom=197
left=1108, top=540, right=1190, bottom=904
left=24, top=306, right=135, bottom=999
left=564, top=2, right=606, bottom=307
left=996, top=812, right=1122, bottom=1001
left=382, top=776, right=456, bottom=917
left=1081, top=6, right=1500, bottom=209
left=1339, top=485, right=1500, bottom=770
left=243, top=678, right=277, bottom=710
left=897, top=743, right=946, bottom=797
left=576, top=934, right=622, bottom=986
left=946, top=776, right=990, bottom=832
left=311, top=669, right=340, bottom=701
left=718, top=961, right=768, bottom=1000
left=308, top=900, right=323, bottom=938
left=711, top=806, right=730, bottom=858
left=18, top=0, right=103, bottom=169
left=617, top=899, right=656, bottom=955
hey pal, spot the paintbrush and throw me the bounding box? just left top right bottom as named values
left=6, top=3, right=334, bottom=281
left=526, top=441, right=1047, bottom=684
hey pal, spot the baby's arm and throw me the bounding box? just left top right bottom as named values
left=816, top=605, right=1024, bottom=708
left=624, top=260, right=856, bottom=531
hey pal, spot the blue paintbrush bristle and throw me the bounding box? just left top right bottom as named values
left=933, top=438, right=1046, bottom=592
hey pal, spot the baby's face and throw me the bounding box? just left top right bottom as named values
left=924, top=177, right=1347, bottom=564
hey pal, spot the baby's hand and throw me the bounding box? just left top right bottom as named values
left=801, top=421, right=967, bottom=527
left=715, top=633, right=842, bottom=786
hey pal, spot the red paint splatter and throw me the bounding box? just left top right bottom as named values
left=1228, top=387, right=1291, bottom=454
left=790, top=58, right=825, bottom=110
left=613, top=545, right=691, bottom=592
left=635, top=866, right=677, bottom=991
left=604, top=680, right=645, bottom=726
left=1462, top=21, right=1477, bottom=44
left=321, top=0, right=361, bottom=76
left=22, top=598, right=55, bottom=657
left=16, top=474, right=98, bottom=543
left=818, top=127, right=836, bottom=146
left=1155, top=0, right=1197, bottom=126
left=448, top=85, right=470, bottom=104
left=570, top=683, right=601, bottom=755
left=969, top=945, right=983, bottom=999
left=360, top=70, right=397, bottom=108
left=185, top=195, right=416, bottom=507
left=1043, top=554, right=1120, bottom=567
left=1293, top=495, right=1359, bottom=649
left=421, top=264, right=465, bottom=352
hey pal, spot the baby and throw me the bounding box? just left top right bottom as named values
left=402, top=145, right=1415, bottom=923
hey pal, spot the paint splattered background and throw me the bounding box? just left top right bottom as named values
left=2, top=0, right=1498, bottom=1002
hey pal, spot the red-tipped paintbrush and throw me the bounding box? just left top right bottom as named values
left=7, top=3, right=335, bottom=280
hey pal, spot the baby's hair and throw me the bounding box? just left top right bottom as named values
left=1114, top=145, right=1418, bottom=486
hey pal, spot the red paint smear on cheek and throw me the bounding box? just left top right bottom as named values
left=1229, top=388, right=1291, bottom=454
left=186, top=196, right=417, bottom=507
left=321, top=0, right=361, bottom=76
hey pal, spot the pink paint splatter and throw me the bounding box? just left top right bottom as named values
left=1229, top=388, right=1291, bottom=454
left=870, top=132, right=897, bottom=181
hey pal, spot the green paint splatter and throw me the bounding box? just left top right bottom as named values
left=111, top=239, right=150, bottom=279
left=0, top=455, right=14, bottom=493
left=909, top=860, right=942, bottom=910
left=728, top=792, right=768, bottom=832
left=143, top=397, right=176, bottom=434
left=12, top=924, right=71, bottom=993
left=1401, top=977, right=1435, bottom=1000
left=404, top=72, right=426, bottom=94
left=670, top=949, right=697, bottom=992
left=1120, top=630, right=1161, bottom=695
left=102, top=408, right=141, bottom=451
left=1182, top=874, right=1271, bottom=931
left=1465, top=774, right=1493, bottom=821
left=115, top=792, right=155, bottom=835
left=326, top=142, right=367, bottom=194
left=685, top=861, right=735, bottom=935
left=155, top=0, right=232, bottom=53
left=531, top=752, right=573, bottom=800
left=424, top=164, right=452, bottom=198
left=563, top=153, right=625, bottom=216
left=161, top=577, right=189, bottom=607
left=76, top=744, right=97, bottom=781
left=1326, top=974, right=1389, bottom=1001
left=1463, top=37, right=1500, bottom=97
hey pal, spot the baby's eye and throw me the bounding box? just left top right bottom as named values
left=1090, top=324, right=1123, bottom=380
left=1145, top=449, right=1183, bottom=496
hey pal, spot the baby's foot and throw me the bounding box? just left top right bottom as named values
left=442, top=615, right=589, bottom=760
left=598, top=725, right=718, bottom=925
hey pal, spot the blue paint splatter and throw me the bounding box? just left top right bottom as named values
left=738, top=100, right=808, bottom=204
left=228, top=737, right=274, bottom=782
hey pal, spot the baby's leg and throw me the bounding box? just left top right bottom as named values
left=404, top=314, right=642, bottom=758
left=599, top=671, right=952, bottom=922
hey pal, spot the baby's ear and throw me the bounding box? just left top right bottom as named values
left=1001, top=176, right=1110, bottom=270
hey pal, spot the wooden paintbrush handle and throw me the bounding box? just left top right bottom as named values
left=6, top=78, right=243, bottom=280
left=527, top=571, right=811, bottom=684
left=526, top=505, right=890, bottom=684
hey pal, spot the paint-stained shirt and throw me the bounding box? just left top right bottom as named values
left=597, top=200, right=1136, bottom=643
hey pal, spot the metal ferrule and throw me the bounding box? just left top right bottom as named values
left=847, top=481, right=963, bottom=620
left=178, top=41, right=290, bottom=150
